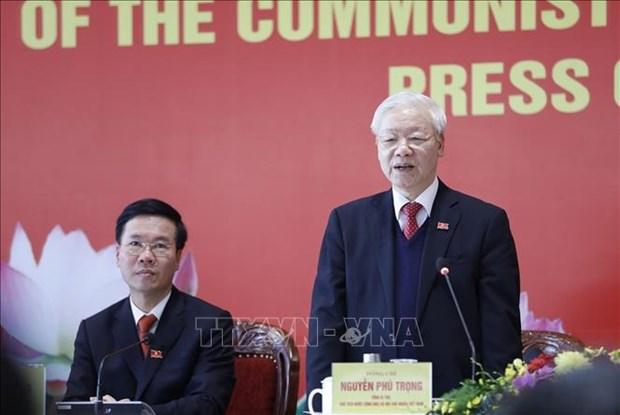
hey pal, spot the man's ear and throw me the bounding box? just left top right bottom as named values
left=115, top=244, right=120, bottom=265
left=437, top=134, right=445, bottom=156
left=175, top=249, right=183, bottom=271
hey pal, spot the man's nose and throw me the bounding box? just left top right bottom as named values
left=139, top=246, right=156, bottom=263
left=394, top=139, right=414, bottom=156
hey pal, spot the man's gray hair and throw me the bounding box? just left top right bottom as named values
left=370, top=91, right=447, bottom=136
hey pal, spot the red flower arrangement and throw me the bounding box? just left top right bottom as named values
left=526, top=353, right=555, bottom=373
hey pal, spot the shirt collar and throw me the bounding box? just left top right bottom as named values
left=129, top=289, right=172, bottom=326
left=392, top=176, right=439, bottom=220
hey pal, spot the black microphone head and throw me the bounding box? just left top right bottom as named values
left=436, top=257, right=450, bottom=273
left=142, top=333, right=154, bottom=345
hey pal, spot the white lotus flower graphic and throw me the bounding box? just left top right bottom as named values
left=0, top=223, right=198, bottom=385
left=519, top=291, right=564, bottom=332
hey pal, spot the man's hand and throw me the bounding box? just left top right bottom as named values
left=90, top=395, right=130, bottom=402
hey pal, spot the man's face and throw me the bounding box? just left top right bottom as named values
left=376, top=107, right=444, bottom=199
left=116, top=215, right=180, bottom=299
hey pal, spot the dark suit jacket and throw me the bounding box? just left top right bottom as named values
left=64, top=286, right=235, bottom=415
left=306, top=180, right=521, bottom=400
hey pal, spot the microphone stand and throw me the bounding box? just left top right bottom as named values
left=437, top=260, right=477, bottom=381
left=442, top=272, right=476, bottom=380
left=94, top=335, right=150, bottom=415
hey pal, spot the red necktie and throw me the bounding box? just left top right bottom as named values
left=137, top=314, right=157, bottom=358
left=403, top=202, right=423, bottom=239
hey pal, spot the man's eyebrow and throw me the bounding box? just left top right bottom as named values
left=381, top=127, right=424, bottom=134
left=154, top=236, right=175, bottom=243
left=380, top=128, right=400, bottom=135
left=123, top=233, right=173, bottom=242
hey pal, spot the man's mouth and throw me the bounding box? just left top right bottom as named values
left=137, top=269, right=155, bottom=276
left=394, top=164, right=414, bottom=171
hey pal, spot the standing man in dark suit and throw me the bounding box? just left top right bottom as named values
left=65, top=198, right=235, bottom=415
left=306, top=91, right=521, bottom=404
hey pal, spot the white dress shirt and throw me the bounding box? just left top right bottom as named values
left=392, top=176, right=439, bottom=232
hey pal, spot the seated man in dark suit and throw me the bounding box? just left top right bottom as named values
left=1, top=352, right=35, bottom=415
left=307, top=91, right=522, bottom=407
left=500, top=363, right=620, bottom=415
left=64, top=198, right=235, bottom=415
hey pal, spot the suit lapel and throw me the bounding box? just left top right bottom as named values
left=368, top=191, right=396, bottom=319
left=113, top=299, right=143, bottom=380
left=134, top=287, right=185, bottom=400
left=417, top=181, right=461, bottom=319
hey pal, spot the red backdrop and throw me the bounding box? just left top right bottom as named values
left=2, top=0, right=619, bottom=396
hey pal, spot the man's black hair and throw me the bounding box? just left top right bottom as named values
left=115, top=198, right=187, bottom=250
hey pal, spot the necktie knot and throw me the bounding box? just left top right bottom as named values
left=138, top=314, right=157, bottom=358
left=402, top=202, right=423, bottom=239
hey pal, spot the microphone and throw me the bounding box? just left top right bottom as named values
left=94, top=334, right=152, bottom=414
left=435, top=257, right=476, bottom=380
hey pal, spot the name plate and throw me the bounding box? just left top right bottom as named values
left=332, top=362, right=432, bottom=414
